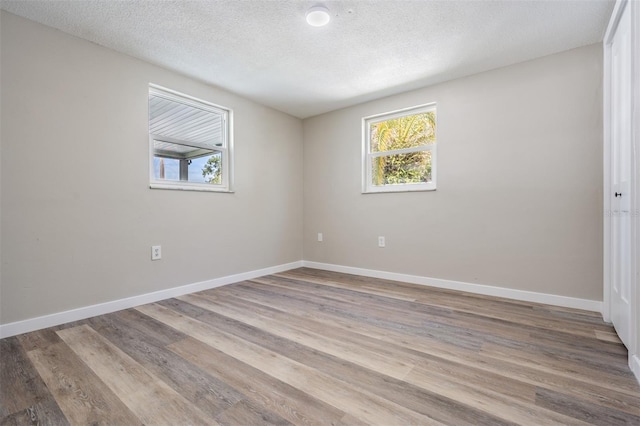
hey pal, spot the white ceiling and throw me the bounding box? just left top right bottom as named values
left=1, top=0, right=615, bottom=118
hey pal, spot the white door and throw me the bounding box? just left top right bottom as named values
left=610, top=3, right=632, bottom=349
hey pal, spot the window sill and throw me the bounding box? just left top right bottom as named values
left=150, top=181, right=233, bottom=193
left=363, top=184, right=436, bottom=194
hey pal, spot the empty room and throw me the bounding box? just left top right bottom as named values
left=1, top=0, right=639, bottom=424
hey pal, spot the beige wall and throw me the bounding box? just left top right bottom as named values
left=1, top=11, right=605, bottom=326
left=0, top=12, right=303, bottom=324
left=303, top=44, right=603, bottom=301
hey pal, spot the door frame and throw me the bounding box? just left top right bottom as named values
left=603, top=0, right=640, bottom=383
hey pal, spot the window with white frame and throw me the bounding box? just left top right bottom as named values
left=149, top=85, right=232, bottom=192
left=363, top=104, right=436, bottom=193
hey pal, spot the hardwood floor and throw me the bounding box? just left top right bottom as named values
left=1, top=267, right=639, bottom=425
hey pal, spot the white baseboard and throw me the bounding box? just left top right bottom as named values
left=0, top=259, right=606, bottom=339
left=0, top=261, right=303, bottom=339
left=302, top=261, right=603, bottom=313
left=631, top=354, right=640, bottom=386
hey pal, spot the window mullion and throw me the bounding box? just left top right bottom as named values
left=370, top=145, right=433, bottom=158
left=150, top=134, right=218, bottom=151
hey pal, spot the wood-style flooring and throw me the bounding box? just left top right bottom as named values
left=1, top=268, right=639, bottom=425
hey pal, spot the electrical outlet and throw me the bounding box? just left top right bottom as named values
left=378, top=236, right=385, bottom=248
left=151, top=245, right=162, bottom=260
left=317, top=232, right=323, bottom=242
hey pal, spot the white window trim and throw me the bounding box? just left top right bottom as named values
left=148, top=84, right=234, bottom=193
left=362, top=103, right=437, bottom=194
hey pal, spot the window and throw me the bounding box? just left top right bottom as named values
left=363, top=104, right=436, bottom=193
left=149, top=85, right=232, bottom=192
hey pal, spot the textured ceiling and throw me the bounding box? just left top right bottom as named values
left=1, top=0, right=615, bottom=118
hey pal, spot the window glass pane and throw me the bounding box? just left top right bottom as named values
left=149, top=94, right=224, bottom=147
left=371, top=151, right=432, bottom=186
left=153, top=157, right=180, bottom=181
left=370, top=111, right=436, bottom=153
left=153, top=139, right=222, bottom=184
left=198, top=152, right=222, bottom=184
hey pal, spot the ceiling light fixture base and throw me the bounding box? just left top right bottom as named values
left=306, top=5, right=331, bottom=27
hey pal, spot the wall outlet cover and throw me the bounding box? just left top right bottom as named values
left=151, top=245, right=162, bottom=260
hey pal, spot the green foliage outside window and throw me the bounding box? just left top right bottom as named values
left=370, top=111, right=436, bottom=185
left=202, top=154, right=222, bottom=184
